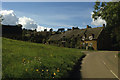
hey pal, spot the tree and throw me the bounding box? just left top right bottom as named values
left=92, top=1, right=120, bottom=50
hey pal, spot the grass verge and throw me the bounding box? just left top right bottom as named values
left=118, top=52, right=120, bottom=58
left=2, top=38, right=84, bottom=79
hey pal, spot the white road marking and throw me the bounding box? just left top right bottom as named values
left=102, top=61, right=120, bottom=80
left=103, top=61, right=106, bottom=65
left=110, top=70, right=120, bottom=80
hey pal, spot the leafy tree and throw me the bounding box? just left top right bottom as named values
left=92, top=1, right=120, bottom=50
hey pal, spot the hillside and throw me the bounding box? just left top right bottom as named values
left=2, top=38, right=84, bottom=79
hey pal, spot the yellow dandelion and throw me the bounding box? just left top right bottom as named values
left=22, top=58, right=26, bottom=62
left=25, top=68, right=28, bottom=72
left=57, top=69, right=60, bottom=72
left=53, top=72, right=56, bottom=76
left=36, top=69, right=39, bottom=72
left=42, top=69, right=44, bottom=72
left=46, top=69, right=48, bottom=72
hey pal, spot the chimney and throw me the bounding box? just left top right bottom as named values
left=87, top=25, right=91, bottom=28
left=87, top=25, right=89, bottom=28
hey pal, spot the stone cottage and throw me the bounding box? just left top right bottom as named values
left=48, top=25, right=111, bottom=50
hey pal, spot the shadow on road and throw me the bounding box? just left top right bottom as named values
left=68, top=55, right=86, bottom=80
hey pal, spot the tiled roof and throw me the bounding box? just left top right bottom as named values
left=84, top=27, right=104, bottom=40
left=49, top=27, right=104, bottom=41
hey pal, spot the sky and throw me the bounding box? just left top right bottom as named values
left=2, top=0, right=114, bottom=2
left=1, top=2, right=106, bottom=31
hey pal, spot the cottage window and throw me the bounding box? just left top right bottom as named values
left=86, top=43, right=88, bottom=46
left=83, top=43, right=85, bottom=46
left=82, top=36, right=85, bottom=41
left=89, top=36, right=93, bottom=40
left=89, top=43, right=93, bottom=47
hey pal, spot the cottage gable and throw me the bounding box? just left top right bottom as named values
left=83, top=27, right=104, bottom=41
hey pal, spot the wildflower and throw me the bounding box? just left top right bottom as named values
left=36, top=69, right=39, bottom=72
left=22, top=58, right=26, bottom=62
left=57, top=69, right=60, bottom=72
left=42, top=69, right=44, bottom=72
left=46, top=69, right=48, bottom=72
left=53, top=72, right=56, bottom=76
left=25, top=68, right=28, bottom=72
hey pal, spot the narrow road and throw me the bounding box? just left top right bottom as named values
left=81, top=51, right=119, bottom=79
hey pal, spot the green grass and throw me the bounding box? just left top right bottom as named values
left=118, top=52, right=120, bottom=58
left=2, top=38, right=84, bottom=79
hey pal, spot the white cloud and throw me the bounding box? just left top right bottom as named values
left=0, top=10, right=18, bottom=25
left=18, top=17, right=37, bottom=30
left=37, top=25, right=51, bottom=32
left=0, top=10, right=51, bottom=31
left=91, top=12, right=106, bottom=26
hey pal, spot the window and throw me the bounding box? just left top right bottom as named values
left=82, top=36, right=85, bottom=41
left=89, top=43, right=93, bottom=47
left=89, top=36, right=93, bottom=40
left=83, top=43, right=85, bottom=46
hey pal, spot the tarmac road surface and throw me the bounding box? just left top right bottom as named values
left=81, top=51, right=119, bottom=80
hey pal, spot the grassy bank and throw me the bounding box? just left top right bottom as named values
left=118, top=52, right=120, bottom=58
left=2, top=38, right=84, bottom=79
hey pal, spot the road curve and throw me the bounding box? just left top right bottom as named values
left=81, top=51, right=119, bottom=79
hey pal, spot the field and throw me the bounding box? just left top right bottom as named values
left=2, top=38, right=84, bottom=79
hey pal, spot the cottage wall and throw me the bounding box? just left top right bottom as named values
left=83, top=40, right=97, bottom=50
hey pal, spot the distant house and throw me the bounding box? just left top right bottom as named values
left=48, top=25, right=111, bottom=50
left=2, top=24, right=22, bottom=39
